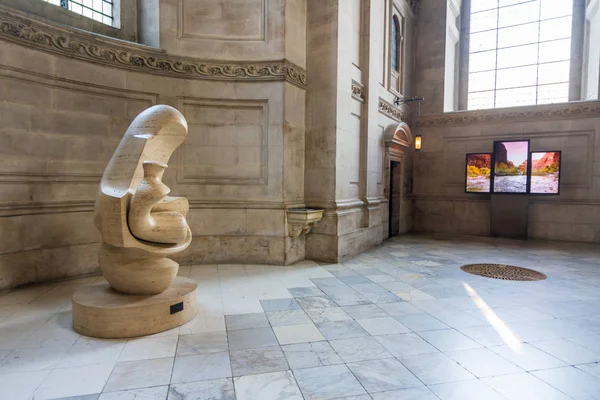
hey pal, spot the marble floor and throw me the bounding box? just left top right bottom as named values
left=1, top=234, right=600, bottom=400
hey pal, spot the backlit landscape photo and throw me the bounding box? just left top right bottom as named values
left=466, top=153, right=491, bottom=193
left=493, top=140, right=529, bottom=193
left=530, top=151, right=561, bottom=194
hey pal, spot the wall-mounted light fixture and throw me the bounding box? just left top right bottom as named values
left=394, top=96, right=424, bottom=152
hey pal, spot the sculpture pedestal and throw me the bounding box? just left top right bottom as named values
left=72, top=277, right=198, bottom=338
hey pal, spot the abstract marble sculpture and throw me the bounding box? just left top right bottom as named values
left=72, top=105, right=198, bottom=338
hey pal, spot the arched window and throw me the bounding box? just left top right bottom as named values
left=41, top=0, right=114, bottom=26
left=391, top=15, right=401, bottom=73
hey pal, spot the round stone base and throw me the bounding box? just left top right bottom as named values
left=72, top=277, right=198, bottom=338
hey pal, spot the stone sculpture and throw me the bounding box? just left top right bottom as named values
left=72, top=105, right=198, bottom=338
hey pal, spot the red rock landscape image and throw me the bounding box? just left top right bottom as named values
left=493, top=141, right=529, bottom=193
left=530, top=151, right=561, bottom=194
left=466, top=153, right=491, bottom=192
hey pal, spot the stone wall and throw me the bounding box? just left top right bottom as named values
left=413, top=0, right=600, bottom=243
left=0, top=3, right=306, bottom=289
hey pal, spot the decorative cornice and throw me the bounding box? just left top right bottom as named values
left=351, top=80, right=365, bottom=103
left=421, top=101, right=600, bottom=127
left=378, top=98, right=408, bottom=123
left=0, top=6, right=307, bottom=89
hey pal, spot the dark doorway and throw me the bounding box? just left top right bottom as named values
left=389, top=161, right=401, bottom=237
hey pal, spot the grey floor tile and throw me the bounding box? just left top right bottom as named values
left=339, top=276, right=372, bottom=285
left=230, top=346, right=288, bottom=376
left=54, top=395, right=99, bottom=400
left=273, top=323, right=325, bottom=345
left=293, top=364, right=367, bottom=399
left=168, top=378, right=235, bottom=400
left=266, top=310, right=312, bottom=326
left=176, top=331, right=228, bottom=356
left=311, top=277, right=346, bottom=287
left=329, top=336, right=393, bottom=363
left=377, top=302, right=422, bottom=316
left=533, top=366, right=600, bottom=400
left=346, top=358, right=423, bottom=393
left=305, top=307, right=352, bottom=323
left=288, top=287, right=324, bottom=298
left=234, top=370, right=303, bottom=400
left=342, top=304, right=388, bottom=319
left=417, top=329, right=482, bottom=351
left=225, top=313, right=269, bottom=331
left=319, top=285, right=372, bottom=306
left=350, top=283, right=403, bottom=304
left=374, top=333, right=440, bottom=358
left=296, top=296, right=339, bottom=309
left=228, top=327, right=278, bottom=350
left=445, top=347, right=523, bottom=378
left=281, top=341, right=343, bottom=369
left=316, top=320, right=370, bottom=340
left=401, top=352, right=476, bottom=385
left=171, top=352, right=232, bottom=384
left=356, top=317, right=410, bottom=335
left=429, top=379, right=506, bottom=400
left=260, top=298, right=301, bottom=312
left=103, top=358, right=173, bottom=392
left=394, top=313, right=449, bottom=332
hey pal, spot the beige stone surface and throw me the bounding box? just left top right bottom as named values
left=72, top=277, right=199, bottom=338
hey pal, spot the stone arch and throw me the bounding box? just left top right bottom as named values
left=384, top=122, right=412, bottom=148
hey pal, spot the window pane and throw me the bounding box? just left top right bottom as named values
left=469, top=50, right=497, bottom=72
left=497, top=22, right=538, bottom=48
left=82, top=6, right=93, bottom=18
left=469, top=91, right=496, bottom=109
left=472, top=0, right=499, bottom=13
left=495, top=86, right=537, bottom=107
left=496, top=65, right=537, bottom=89
left=499, top=0, right=536, bottom=6
left=83, top=0, right=93, bottom=8
left=469, top=71, right=497, bottom=91
left=471, top=9, right=499, bottom=33
left=539, top=38, right=571, bottom=63
left=540, top=0, right=572, bottom=20
left=538, top=61, right=570, bottom=84
left=537, top=82, right=569, bottom=104
left=497, top=43, right=538, bottom=68
left=471, top=30, right=498, bottom=52
left=540, top=16, right=572, bottom=41
left=498, top=1, right=540, bottom=28
left=103, top=1, right=112, bottom=16
left=70, top=3, right=83, bottom=13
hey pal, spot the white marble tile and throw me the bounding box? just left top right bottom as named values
left=533, top=366, right=600, bottom=400
left=417, top=329, right=482, bottom=352
left=394, top=313, right=449, bottom=332
left=531, top=338, right=600, bottom=364
left=99, top=386, right=169, bottom=400
left=429, top=379, right=506, bottom=400
left=489, top=343, right=567, bottom=371
left=266, top=310, right=312, bottom=326
left=176, top=331, right=228, bottom=356
left=171, top=352, right=231, bottom=383
left=568, top=335, right=600, bottom=353
left=0, top=345, right=71, bottom=373
left=118, top=336, right=178, bottom=362
left=273, top=323, right=325, bottom=345
left=347, top=358, right=423, bottom=393
left=230, top=346, right=289, bottom=376
left=281, top=341, right=342, bottom=369
left=168, top=378, right=234, bottom=400
left=293, top=364, right=367, bottom=399
left=401, top=352, right=476, bottom=385
left=329, top=336, right=393, bottom=363
left=577, top=362, right=600, bottom=379
left=374, top=333, right=440, bottom=358
left=33, top=362, right=115, bottom=399
left=304, top=307, right=352, bottom=323
left=58, top=340, right=125, bottom=368
left=445, top=347, right=523, bottom=377
left=371, top=386, right=439, bottom=400
left=104, top=358, right=173, bottom=392
left=483, top=372, right=572, bottom=400
left=0, top=370, right=50, bottom=400
left=234, top=371, right=303, bottom=400
left=355, top=316, right=410, bottom=336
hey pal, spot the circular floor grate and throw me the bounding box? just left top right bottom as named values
left=460, top=264, right=547, bottom=281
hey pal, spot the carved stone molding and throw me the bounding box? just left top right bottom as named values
left=421, top=101, right=600, bottom=127
left=0, top=6, right=307, bottom=89
left=286, top=208, right=324, bottom=237
left=351, top=80, right=365, bottom=102
left=378, top=98, right=408, bottom=123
